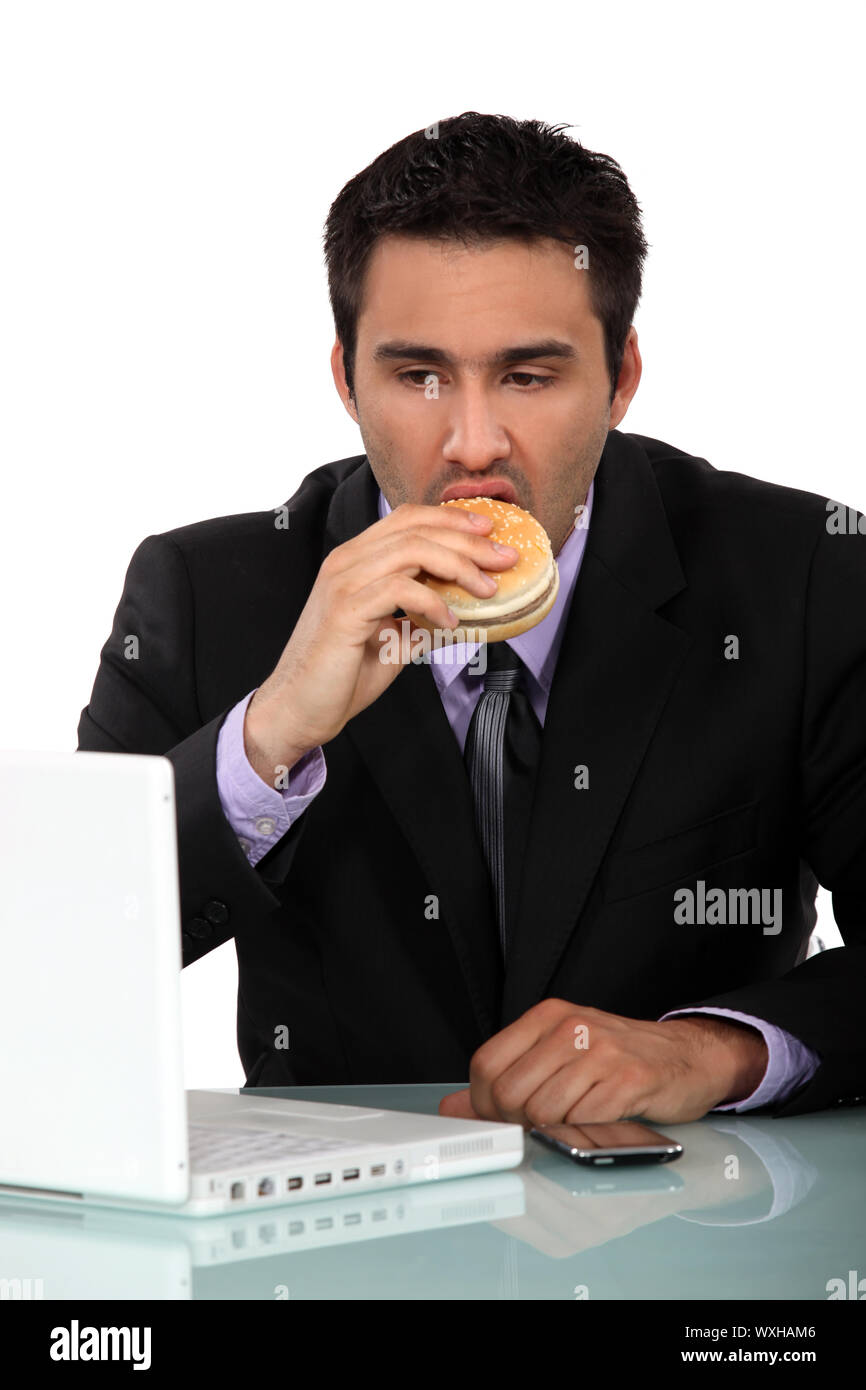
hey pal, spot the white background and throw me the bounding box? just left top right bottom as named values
left=1, top=1, right=860, bottom=1087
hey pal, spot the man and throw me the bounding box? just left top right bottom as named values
left=78, top=113, right=866, bottom=1126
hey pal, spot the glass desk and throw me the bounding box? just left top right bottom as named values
left=1, top=1084, right=864, bottom=1300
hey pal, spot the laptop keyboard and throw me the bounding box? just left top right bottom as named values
left=188, top=1125, right=361, bottom=1173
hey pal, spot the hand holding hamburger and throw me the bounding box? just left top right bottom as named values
left=242, top=497, right=522, bottom=784
left=404, top=495, right=559, bottom=644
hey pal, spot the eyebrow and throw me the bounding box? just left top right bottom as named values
left=372, top=338, right=578, bottom=369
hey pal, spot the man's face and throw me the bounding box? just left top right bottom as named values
left=332, top=234, right=640, bottom=556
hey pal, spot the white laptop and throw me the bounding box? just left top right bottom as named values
left=0, top=750, right=523, bottom=1217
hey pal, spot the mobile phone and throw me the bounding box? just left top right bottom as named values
left=531, top=1144, right=685, bottom=1195
left=529, top=1120, right=683, bottom=1166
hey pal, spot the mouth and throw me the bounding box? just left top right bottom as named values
left=440, top=479, right=518, bottom=505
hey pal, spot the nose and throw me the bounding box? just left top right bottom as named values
left=441, top=381, right=510, bottom=473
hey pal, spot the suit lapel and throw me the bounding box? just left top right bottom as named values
left=502, top=431, right=692, bottom=1023
left=323, top=462, right=502, bottom=1041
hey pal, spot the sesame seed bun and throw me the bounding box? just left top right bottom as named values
left=404, top=496, right=560, bottom=644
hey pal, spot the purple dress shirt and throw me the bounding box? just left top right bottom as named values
left=215, top=478, right=821, bottom=1111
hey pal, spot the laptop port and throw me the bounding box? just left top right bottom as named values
left=314, top=1172, right=332, bottom=1185
left=230, top=1181, right=245, bottom=1201
left=257, top=1177, right=275, bottom=1197
left=342, top=1167, right=360, bottom=1181
left=287, top=1176, right=303, bottom=1191
left=370, top=1164, right=386, bottom=1176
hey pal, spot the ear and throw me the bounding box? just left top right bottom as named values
left=609, top=326, right=642, bottom=431
left=330, top=337, right=360, bottom=423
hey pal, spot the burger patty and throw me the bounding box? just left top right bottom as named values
left=467, top=567, right=557, bottom=626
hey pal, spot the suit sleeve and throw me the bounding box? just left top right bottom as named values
left=76, top=532, right=309, bottom=966
left=677, top=521, right=866, bottom=1117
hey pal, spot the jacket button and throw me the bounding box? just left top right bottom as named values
left=203, top=900, right=229, bottom=926
left=186, top=916, right=213, bottom=939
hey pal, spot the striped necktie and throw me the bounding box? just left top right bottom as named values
left=463, top=642, right=543, bottom=957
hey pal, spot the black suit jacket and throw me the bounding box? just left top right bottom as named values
left=77, top=429, right=866, bottom=1116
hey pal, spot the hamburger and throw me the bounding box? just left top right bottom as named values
left=405, top=496, right=560, bottom=644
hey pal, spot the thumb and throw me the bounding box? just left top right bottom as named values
left=438, top=1087, right=481, bottom=1120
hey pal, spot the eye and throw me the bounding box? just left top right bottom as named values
left=398, top=371, right=443, bottom=387
left=505, top=373, right=556, bottom=389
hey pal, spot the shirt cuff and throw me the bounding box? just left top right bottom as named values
left=658, top=1006, right=822, bottom=1111
left=216, top=688, right=326, bottom=867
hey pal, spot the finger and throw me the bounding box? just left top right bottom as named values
left=563, top=1079, right=647, bottom=1125
left=350, top=573, right=462, bottom=639
left=476, top=1028, right=593, bottom=1124
left=338, top=530, right=520, bottom=605
left=506, top=1052, right=606, bottom=1127
left=384, top=501, right=495, bottom=532
left=467, top=1000, right=576, bottom=1121
left=438, top=1088, right=480, bottom=1120
left=403, top=523, right=522, bottom=575
left=327, top=502, right=495, bottom=574
left=521, top=1052, right=633, bottom=1127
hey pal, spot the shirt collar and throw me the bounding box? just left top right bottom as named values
left=376, top=481, right=594, bottom=694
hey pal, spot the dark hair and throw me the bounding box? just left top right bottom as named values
left=323, top=112, right=648, bottom=406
